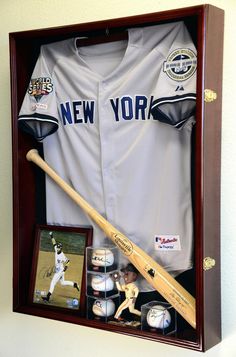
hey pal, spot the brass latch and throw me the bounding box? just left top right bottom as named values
left=204, top=89, right=217, bottom=103
left=203, top=257, right=216, bottom=271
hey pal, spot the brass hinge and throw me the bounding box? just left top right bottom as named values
left=204, top=89, right=217, bottom=103
left=203, top=257, right=216, bottom=271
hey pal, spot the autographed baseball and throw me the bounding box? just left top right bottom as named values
left=146, top=305, right=171, bottom=329
left=91, top=249, right=114, bottom=267
left=92, top=299, right=115, bottom=317
left=91, top=274, right=114, bottom=291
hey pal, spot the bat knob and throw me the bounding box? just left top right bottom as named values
left=26, top=149, right=39, bottom=162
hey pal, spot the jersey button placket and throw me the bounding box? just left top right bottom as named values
left=98, top=80, right=115, bottom=221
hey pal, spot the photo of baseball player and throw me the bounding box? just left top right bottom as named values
left=112, top=264, right=141, bottom=321
left=32, top=227, right=88, bottom=310
left=42, top=232, right=80, bottom=302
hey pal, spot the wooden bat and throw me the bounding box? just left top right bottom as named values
left=26, top=149, right=196, bottom=328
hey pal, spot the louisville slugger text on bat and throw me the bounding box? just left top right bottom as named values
left=26, top=149, right=196, bottom=328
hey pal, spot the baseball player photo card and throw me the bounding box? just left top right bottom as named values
left=29, top=225, right=93, bottom=315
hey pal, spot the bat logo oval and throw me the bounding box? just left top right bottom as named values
left=113, top=233, right=133, bottom=256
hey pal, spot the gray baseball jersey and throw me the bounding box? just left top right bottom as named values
left=18, top=21, right=197, bottom=291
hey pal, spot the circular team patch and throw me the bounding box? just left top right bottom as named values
left=163, top=48, right=197, bottom=82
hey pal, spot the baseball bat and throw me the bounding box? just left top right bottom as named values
left=26, top=149, right=196, bottom=328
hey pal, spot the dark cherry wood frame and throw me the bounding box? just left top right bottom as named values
left=9, top=4, right=224, bottom=352
left=28, top=224, right=93, bottom=316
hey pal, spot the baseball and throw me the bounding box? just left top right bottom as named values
left=92, top=299, right=115, bottom=317
left=91, top=274, right=114, bottom=291
left=146, top=305, right=171, bottom=329
left=91, top=249, right=114, bottom=267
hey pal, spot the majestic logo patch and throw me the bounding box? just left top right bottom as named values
left=163, top=48, right=197, bottom=82
left=28, top=77, right=53, bottom=101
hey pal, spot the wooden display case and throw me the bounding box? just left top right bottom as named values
left=9, top=4, right=224, bottom=351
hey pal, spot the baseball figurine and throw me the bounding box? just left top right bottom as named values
left=18, top=21, right=197, bottom=292
left=42, top=231, right=80, bottom=302
left=112, top=263, right=141, bottom=320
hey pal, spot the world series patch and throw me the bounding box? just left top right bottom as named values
left=163, top=48, right=197, bottom=82
left=28, top=77, right=53, bottom=101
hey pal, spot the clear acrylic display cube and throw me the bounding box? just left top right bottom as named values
left=86, top=245, right=119, bottom=273
left=141, top=301, right=177, bottom=335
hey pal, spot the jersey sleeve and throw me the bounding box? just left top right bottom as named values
left=151, top=22, right=197, bottom=129
left=18, top=46, right=59, bottom=141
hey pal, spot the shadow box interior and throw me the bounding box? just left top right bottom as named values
left=10, top=4, right=224, bottom=352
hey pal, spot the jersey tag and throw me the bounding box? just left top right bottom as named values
left=32, top=103, right=48, bottom=111
left=154, top=235, right=181, bottom=251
